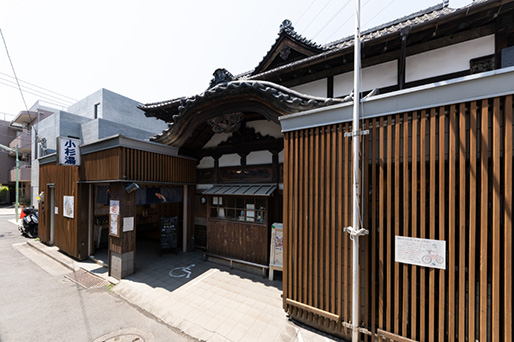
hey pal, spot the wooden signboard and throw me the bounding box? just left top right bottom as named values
left=160, top=216, right=178, bottom=256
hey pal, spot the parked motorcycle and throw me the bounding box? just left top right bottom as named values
left=18, top=207, right=38, bottom=238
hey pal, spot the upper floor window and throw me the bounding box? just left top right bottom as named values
left=94, top=103, right=100, bottom=119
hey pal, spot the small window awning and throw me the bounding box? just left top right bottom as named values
left=203, top=184, right=277, bottom=197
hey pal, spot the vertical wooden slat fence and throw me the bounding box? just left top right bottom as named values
left=283, top=95, right=513, bottom=341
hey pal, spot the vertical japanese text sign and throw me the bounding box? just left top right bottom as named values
left=58, top=137, right=81, bottom=166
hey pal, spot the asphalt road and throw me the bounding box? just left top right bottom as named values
left=0, top=211, right=196, bottom=342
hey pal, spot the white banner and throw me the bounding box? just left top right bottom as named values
left=58, top=137, right=81, bottom=166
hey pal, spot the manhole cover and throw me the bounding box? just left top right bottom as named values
left=93, top=328, right=153, bottom=342
left=95, top=333, right=144, bottom=342
left=65, top=268, right=110, bottom=289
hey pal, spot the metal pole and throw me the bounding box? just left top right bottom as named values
left=15, top=145, right=19, bottom=222
left=351, top=1, right=361, bottom=341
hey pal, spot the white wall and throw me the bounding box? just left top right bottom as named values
left=219, top=153, right=240, bottom=167
left=246, top=120, right=283, bottom=138
left=291, top=78, right=327, bottom=97
left=334, top=60, right=398, bottom=97
left=246, top=151, right=272, bottom=165
left=406, top=35, right=495, bottom=83
left=197, top=156, right=214, bottom=169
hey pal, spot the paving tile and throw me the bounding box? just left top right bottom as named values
left=225, top=322, right=248, bottom=342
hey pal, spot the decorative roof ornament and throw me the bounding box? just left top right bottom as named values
left=208, top=68, right=234, bottom=89
left=279, top=19, right=294, bottom=33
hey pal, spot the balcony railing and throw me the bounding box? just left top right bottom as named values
left=9, top=134, right=31, bottom=154
left=10, top=166, right=31, bottom=182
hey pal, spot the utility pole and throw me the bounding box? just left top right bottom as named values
left=343, top=1, right=369, bottom=341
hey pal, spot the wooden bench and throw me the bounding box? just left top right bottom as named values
left=203, top=252, right=269, bottom=278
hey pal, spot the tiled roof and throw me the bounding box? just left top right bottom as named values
left=239, top=0, right=474, bottom=79
left=325, top=1, right=455, bottom=49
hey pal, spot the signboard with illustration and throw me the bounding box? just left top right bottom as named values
left=269, top=223, right=283, bottom=267
left=395, top=236, right=446, bottom=270
left=58, top=137, right=81, bottom=166
left=63, top=196, right=74, bottom=218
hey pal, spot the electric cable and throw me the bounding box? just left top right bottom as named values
left=294, top=0, right=317, bottom=26
left=311, top=0, right=352, bottom=41
left=301, top=0, right=335, bottom=35
left=0, top=28, right=37, bottom=135
left=0, top=79, right=71, bottom=108
left=0, top=71, right=77, bottom=102
left=322, top=0, right=372, bottom=45
left=363, top=0, right=398, bottom=28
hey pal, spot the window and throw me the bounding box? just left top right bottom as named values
left=94, top=103, right=100, bottom=119
left=210, top=196, right=266, bottom=224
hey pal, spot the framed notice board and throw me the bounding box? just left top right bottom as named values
left=160, top=216, right=178, bottom=256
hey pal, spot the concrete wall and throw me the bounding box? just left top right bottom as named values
left=81, top=118, right=160, bottom=144
left=31, top=111, right=89, bottom=205
left=67, top=88, right=167, bottom=135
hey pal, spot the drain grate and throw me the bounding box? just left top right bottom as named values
left=65, top=268, right=110, bottom=289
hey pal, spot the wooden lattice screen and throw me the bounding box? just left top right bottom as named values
left=283, top=95, right=513, bottom=342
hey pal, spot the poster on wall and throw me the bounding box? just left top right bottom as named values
left=395, top=236, right=446, bottom=269
left=109, top=200, right=120, bottom=237
left=109, top=200, right=120, bottom=215
left=123, top=217, right=134, bottom=232
left=110, top=214, right=119, bottom=237
left=63, top=196, right=74, bottom=218
left=58, top=137, right=81, bottom=166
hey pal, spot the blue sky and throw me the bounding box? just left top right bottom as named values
left=0, top=0, right=471, bottom=118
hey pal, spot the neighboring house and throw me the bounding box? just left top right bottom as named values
left=8, top=102, right=57, bottom=205
left=31, top=88, right=168, bottom=204
left=0, top=119, right=17, bottom=203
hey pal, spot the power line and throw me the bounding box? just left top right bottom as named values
left=301, top=0, right=335, bottom=35
left=0, top=78, right=73, bottom=107
left=0, top=28, right=37, bottom=136
left=363, top=0, right=398, bottom=28
left=0, top=71, right=77, bottom=102
left=311, top=0, right=352, bottom=40
left=294, top=0, right=317, bottom=26
left=322, top=0, right=373, bottom=44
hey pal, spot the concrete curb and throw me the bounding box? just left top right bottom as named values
left=25, top=240, right=120, bottom=285
left=26, top=240, right=80, bottom=272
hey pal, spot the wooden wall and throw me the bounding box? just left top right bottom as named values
left=38, top=164, right=86, bottom=260
left=207, top=220, right=269, bottom=265
left=80, top=147, right=196, bottom=184
left=283, top=95, right=513, bottom=341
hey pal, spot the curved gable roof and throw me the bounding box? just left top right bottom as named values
left=251, top=20, right=328, bottom=76
left=139, top=78, right=345, bottom=147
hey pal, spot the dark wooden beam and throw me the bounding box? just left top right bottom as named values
left=398, top=27, right=410, bottom=90
left=327, top=76, right=334, bottom=98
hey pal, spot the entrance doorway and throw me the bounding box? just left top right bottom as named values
left=134, top=185, right=184, bottom=271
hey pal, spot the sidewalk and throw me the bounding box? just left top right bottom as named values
left=24, top=238, right=341, bottom=342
